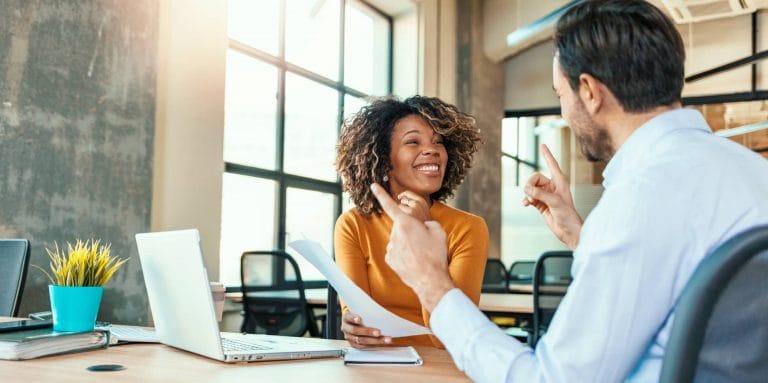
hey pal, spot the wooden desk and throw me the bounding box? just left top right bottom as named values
left=227, top=288, right=328, bottom=307
left=228, top=290, right=538, bottom=316
left=508, top=284, right=533, bottom=294
left=0, top=319, right=468, bottom=382
left=479, top=293, right=533, bottom=314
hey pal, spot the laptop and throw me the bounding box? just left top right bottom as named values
left=135, top=229, right=342, bottom=362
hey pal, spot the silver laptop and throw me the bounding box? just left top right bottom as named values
left=135, top=229, right=342, bottom=362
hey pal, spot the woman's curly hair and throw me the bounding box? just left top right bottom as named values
left=336, top=95, right=481, bottom=216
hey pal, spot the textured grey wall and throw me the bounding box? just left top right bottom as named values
left=0, top=0, right=157, bottom=325
left=455, top=0, right=504, bottom=259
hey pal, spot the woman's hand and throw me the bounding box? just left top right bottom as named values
left=341, top=312, right=392, bottom=348
left=396, top=191, right=432, bottom=222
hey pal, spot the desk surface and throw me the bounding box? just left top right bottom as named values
left=228, top=290, right=537, bottom=315
left=0, top=319, right=468, bottom=382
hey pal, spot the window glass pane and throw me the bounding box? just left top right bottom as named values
left=285, top=0, right=340, bottom=80
left=501, top=156, right=519, bottom=189
left=519, top=164, right=536, bottom=186
left=342, top=191, right=354, bottom=213
left=228, top=0, right=279, bottom=56
left=518, top=117, right=537, bottom=163
left=285, top=188, right=335, bottom=281
left=224, top=50, right=277, bottom=169
left=344, top=0, right=389, bottom=95
left=284, top=73, right=339, bottom=181
left=219, top=174, right=276, bottom=285
left=501, top=118, right=518, bottom=156
left=536, top=116, right=567, bottom=175
left=343, top=94, right=367, bottom=120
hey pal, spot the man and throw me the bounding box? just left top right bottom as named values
left=368, top=0, right=768, bottom=381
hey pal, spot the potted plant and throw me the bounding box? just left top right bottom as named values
left=34, top=239, right=128, bottom=332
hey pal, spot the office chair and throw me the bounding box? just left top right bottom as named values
left=240, top=250, right=321, bottom=337
left=508, top=260, right=535, bottom=285
left=660, top=225, right=768, bottom=383
left=482, top=259, right=509, bottom=293
left=0, top=239, right=31, bottom=317
left=531, top=250, right=573, bottom=347
left=324, top=287, right=344, bottom=339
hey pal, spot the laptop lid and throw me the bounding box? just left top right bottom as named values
left=136, top=229, right=342, bottom=362
left=136, top=229, right=228, bottom=361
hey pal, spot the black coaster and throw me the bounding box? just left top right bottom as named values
left=86, top=364, right=125, bottom=372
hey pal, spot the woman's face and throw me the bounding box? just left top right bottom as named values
left=387, top=114, right=448, bottom=200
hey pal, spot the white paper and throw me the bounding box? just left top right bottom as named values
left=109, top=325, right=159, bottom=343
left=344, top=346, right=423, bottom=365
left=288, top=240, right=431, bottom=337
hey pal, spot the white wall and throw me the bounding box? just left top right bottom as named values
left=493, top=1, right=768, bottom=111
left=153, top=0, right=226, bottom=281
left=504, top=40, right=558, bottom=110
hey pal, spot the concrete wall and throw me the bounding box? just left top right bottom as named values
left=455, top=0, right=505, bottom=260
left=0, top=0, right=157, bottom=325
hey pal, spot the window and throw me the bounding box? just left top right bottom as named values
left=221, top=0, right=392, bottom=287
left=500, top=114, right=573, bottom=267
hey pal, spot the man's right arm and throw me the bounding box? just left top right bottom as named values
left=430, top=289, right=538, bottom=383
left=522, top=144, right=583, bottom=249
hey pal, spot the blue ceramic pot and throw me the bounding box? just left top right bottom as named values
left=49, top=285, right=103, bottom=332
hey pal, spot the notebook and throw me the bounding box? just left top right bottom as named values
left=135, top=229, right=342, bottom=363
left=343, top=346, right=423, bottom=366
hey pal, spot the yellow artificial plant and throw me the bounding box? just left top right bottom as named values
left=34, top=239, right=128, bottom=286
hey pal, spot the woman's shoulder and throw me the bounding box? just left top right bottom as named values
left=336, top=207, right=389, bottom=229
left=432, top=202, right=487, bottom=226
left=432, top=203, right=488, bottom=241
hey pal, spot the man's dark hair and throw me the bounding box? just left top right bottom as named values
left=555, top=0, right=685, bottom=112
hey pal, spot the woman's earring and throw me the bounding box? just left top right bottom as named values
left=383, top=175, right=389, bottom=182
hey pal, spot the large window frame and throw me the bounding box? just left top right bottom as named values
left=223, top=0, right=393, bottom=289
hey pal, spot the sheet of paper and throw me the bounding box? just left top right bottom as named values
left=288, top=240, right=431, bottom=338
left=344, top=346, right=423, bottom=366
left=109, top=325, right=158, bottom=343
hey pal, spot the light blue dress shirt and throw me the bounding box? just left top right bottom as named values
left=430, top=108, right=768, bottom=383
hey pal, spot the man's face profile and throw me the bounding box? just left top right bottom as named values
left=552, top=56, right=611, bottom=163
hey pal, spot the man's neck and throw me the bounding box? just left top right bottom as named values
left=609, top=103, right=681, bottom=153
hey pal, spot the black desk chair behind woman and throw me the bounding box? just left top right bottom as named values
left=240, top=250, right=320, bottom=337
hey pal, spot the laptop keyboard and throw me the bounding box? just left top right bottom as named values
left=222, top=337, right=272, bottom=352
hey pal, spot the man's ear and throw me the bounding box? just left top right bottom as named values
left=578, top=73, right=604, bottom=115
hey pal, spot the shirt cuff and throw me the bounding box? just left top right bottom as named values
left=430, top=288, right=532, bottom=382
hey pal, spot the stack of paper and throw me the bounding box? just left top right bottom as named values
left=108, top=325, right=158, bottom=344
left=344, top=346, right=423, bottom=366
left=0, top=328, right=110, bottom=360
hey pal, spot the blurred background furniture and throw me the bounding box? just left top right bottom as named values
left=660, top=225, right=768, bottom=383
left=0, top=239, right=31, bottom=317
left=482, top=259, right=509, bottom=293
left=508, top=260, right=535, bottom=293
left=240, top=250, right=321, bottom=337
left=324, top=287, right=343, bottom=339
left=531, top=250, right=573, bottom=347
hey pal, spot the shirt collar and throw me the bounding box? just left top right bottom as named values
left=602, top=108, right=711, bottom=186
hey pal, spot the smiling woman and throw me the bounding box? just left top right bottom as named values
left=334, top=96, right=488, bottom=348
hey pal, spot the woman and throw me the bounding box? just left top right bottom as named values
left=334, top=95, right=488, bottom=348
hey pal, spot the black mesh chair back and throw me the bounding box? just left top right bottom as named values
left=0, top=239, right=31, bottom=317
left=660, top=225, right=768, bottom=383
left=240, top=250, right=319, bottom=337
left=482, top=259, right=509, bottom=293
left=508, top=260, right=535, bottom=285
left=325, top=287, right=343, bottom=339
left=532, top=250, right=573, bottom=347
